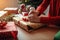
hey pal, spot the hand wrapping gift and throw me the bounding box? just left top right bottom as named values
left=28, top=10, right=40, bottom=23
left=22, top=10, right=39, bottom=22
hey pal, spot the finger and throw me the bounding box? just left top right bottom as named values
left=29, top=10, right=35, bottom=15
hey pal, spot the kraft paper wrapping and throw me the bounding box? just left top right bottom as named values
left=13, top=15, right=46, bottom=32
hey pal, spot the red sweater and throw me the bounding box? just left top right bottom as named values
left=36, top=0, right=60, bottom=25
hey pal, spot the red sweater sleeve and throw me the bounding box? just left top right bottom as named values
left=36, top=0, right=50, bottom=14
left=40, top=16, right=60, bottom=25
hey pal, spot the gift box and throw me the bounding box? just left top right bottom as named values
left=13, top=15, right=46, bottom=32
left=5, top=14, right=15, bottom=21
left=19, top=21, right=46, bottom=32
left=0, top=11, right=15, bottom=21
left=4, top=8, right=18, bottom=14
left=0, top=22, right=18, bottom=40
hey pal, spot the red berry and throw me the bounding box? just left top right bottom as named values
left=24, top=13, right=28, bottom=16
left=22, top=18, right=28, bottom=22
left=2, top=21, right=7, bottom=26
left=0, top=21, right=7, bottom=29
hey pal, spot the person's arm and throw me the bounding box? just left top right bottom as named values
left=28, top=0, right=50, bottom=23
left=36, top=0, right=50, bottom=15
left=40, top=15, right=60, bottom=26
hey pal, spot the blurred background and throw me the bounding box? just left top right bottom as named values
left=0, top=0, right=49, bottom=15
left=0, top=0, right=18, bottom=10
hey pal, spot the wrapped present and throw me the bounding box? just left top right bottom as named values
left=13, top=14, right=46, bottom=32
left=4, top=14, right=15, bottom=21
left=13, top=16, right=46, bottom=32
left=0, top=22, right=18, bottom=40
left=19, top=21, right=46, bottom=32
left=0, top=11, right=15, bottom=21
left=4, top=8, right=18, bottom=14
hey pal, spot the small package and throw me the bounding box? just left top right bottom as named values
left=13, top=16, right=46, bottom=32
left=4, top=8, right=18, bottom=14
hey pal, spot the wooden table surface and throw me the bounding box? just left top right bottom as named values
left=17, top=26, right=59, bottom=40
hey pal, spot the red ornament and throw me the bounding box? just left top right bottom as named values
left=0, top=21, right=7, bottom=29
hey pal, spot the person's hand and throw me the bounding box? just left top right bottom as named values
left=28, top=15, right=40, bottom=23
left=29, top=10, right=39, bottom=16
left=28, top=10, right=40, bottom=23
